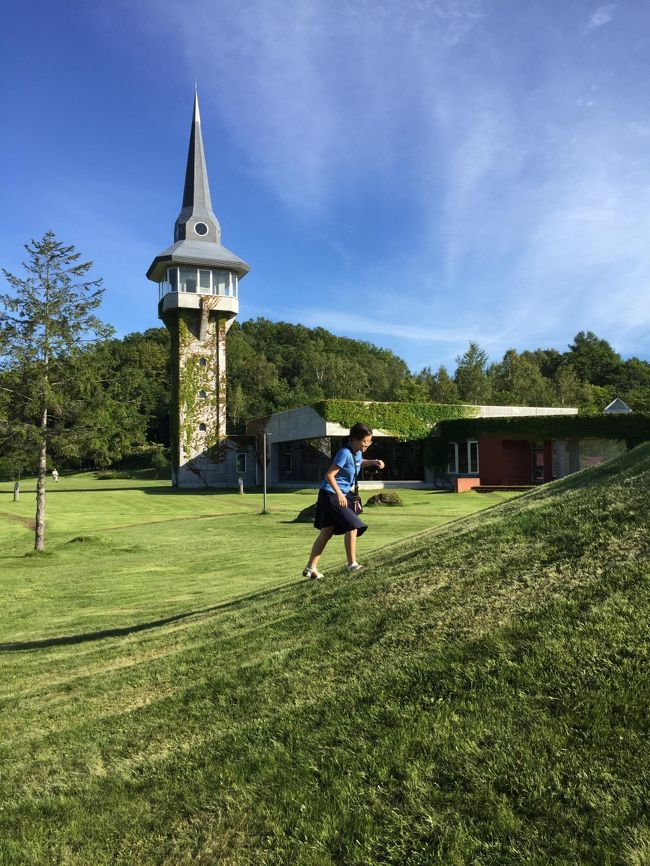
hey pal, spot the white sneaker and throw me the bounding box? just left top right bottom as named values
left=347, top=562, right=364, bottom=573
left=303, top=566, right=324, bottom=579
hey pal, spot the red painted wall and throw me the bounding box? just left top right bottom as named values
left=479, top=438, right=532, bottom=485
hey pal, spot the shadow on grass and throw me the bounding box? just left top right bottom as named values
left=2, top=486, right=169, bottom=495
left=0, top=580, right=303, bottom=653
left=1, top=486, right=257, bottom=496
left=2, top=484, right=321, bottom=497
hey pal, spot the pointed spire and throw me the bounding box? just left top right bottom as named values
left=147, top=91, right=250, bottom=283
left=181, top=91, right=213, bottom=213
left=173, top=91, right=221, bottom=244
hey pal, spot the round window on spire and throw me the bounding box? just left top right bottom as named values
left=194, top=222, right=209, bottom=236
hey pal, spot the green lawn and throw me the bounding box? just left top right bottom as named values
left=1, top=455, right=648, bottom=866
left=0, top=474, right=514, bottom=643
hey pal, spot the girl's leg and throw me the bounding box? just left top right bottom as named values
left=308, top=527, right=334, bottom=569
left=344, top=529, right=358, bottom=566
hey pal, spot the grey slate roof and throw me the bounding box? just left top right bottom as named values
left=147, top=92, right=250, bottom=283
left=147, top=239, right=250, bottom=281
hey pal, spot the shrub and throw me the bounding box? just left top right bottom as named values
left=365, top=492, right=405, bottom=507
left=95, top=470, right=132, bottom=480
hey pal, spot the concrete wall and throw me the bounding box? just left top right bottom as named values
left=176, top=439, right=257, bottom=488
left=474, top=405, right=578, bottom=418
left=248, top=405, right=351, bottom=443
left=272, top=438, right=332, bottom=486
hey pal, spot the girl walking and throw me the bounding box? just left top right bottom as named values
left=303, top=423, right=385, bottom=579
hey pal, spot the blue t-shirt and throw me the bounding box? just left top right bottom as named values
left=320, top=447, right=362, bottom=494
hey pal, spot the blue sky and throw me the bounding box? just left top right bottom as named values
left=2, top=0, right=650, bottom=373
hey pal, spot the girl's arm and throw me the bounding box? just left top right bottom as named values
left=361, top=458, right=385, bottom=469
left=325, top=463, right=347, bottom=507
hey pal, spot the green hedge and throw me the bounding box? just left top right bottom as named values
left=312, top=400, right=478, bottom=441
left=436, top=413, right=650, bottom=449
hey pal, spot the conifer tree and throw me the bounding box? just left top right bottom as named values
left=0, top=232, right=113, bottom=550
left=454, top=342, right=491, bottom=404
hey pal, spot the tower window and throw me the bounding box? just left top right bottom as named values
left=199, top=358, right=208, bottom=367
left=199, top=423, right=207, bottom=432
left=212, top=269, right=229, bottom=295
left=166, top=266, right=238, bottom=297
left=198, top=389, right=207, bottom=399
left=180, top=266, right=197, bottom=293
left=194, top=222, right=209, bottom=236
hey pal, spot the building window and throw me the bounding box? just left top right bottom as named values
left=448, top=440, right=479, bottom=475
left=469, top=441, right=479, bottom=474
left=180, top=266, right=197, bottom=293
left=198, top=389, right=207, bottom=399
left=195, top=222, right=209, bottom=236
left=236, top=453, right=246, bottom=473
left=198, top=423, right=206, bottom=432
left=199, top=358, right=207, bottom=367
left=212, top=269, right=229, bottom=295
left=283, top=452, right=292, bottom=473
left=161, top=266, right=237, bottom=298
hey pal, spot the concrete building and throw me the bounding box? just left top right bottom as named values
left=146, top=94, right=255, bottom=487
left=246, top=404, right=581, bottom=489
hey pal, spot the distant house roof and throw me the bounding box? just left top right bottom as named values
left=604, top=397, right=632, bottom=414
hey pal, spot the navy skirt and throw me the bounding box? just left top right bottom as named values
left=313, top=489, right=368, bottom=536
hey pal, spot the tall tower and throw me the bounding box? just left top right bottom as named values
left=147, top=93, right=250, bottom=486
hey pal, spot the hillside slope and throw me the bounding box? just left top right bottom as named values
left=1, top=445, right=649, bottom=865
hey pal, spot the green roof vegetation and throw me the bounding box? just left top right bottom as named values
left=312, top=399, right=479, bottom=440
left=437, top=412, right=650, bottom=448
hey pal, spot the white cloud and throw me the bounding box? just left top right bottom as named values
left=132, top=0, right=487, bottom=215
left=124, top=0, right=650, bottom=364
left=584, top=4, right=617, bottom=31
left=277, top=304, right=489, bottom=345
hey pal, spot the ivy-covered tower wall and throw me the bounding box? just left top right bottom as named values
left=162, top=298, right=232, bottom=485
left=146, top=93, right=250, bottom=487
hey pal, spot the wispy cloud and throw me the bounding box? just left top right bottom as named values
left=276, top=305, right=494, bottom=346
left=127, top=0, right=650, bottom=365
left=584, top=4, right=617, bottom=32
left=149, top=0, right=486, bottom=215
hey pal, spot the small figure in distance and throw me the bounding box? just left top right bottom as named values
left=51, top=468, right=59, bottom=483
left=303, top=422, right=385, bottom=579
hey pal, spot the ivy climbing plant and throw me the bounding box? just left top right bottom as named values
left=312, top=400, right=479, bottom=441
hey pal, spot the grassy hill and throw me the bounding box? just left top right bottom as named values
left=0, top=480, right=511, bottom=641
left=1, top=448, right=649, bottom=865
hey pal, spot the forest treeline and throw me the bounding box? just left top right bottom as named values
left=2, top=318, right=649, bottom=471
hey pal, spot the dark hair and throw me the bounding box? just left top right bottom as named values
left=349, top=422, right=372, bottom=441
